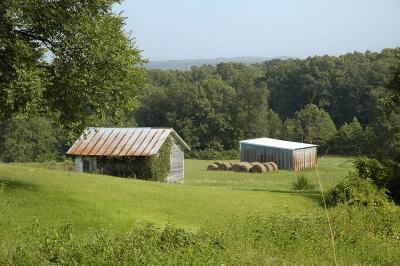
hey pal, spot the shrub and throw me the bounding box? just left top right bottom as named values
left=5, top=207, right=400, bottom=265
left=0, top=179, right=7, bottom=194
left=325, top=173, right=391, bottom=208
left=7, top=223, right=225, bottom=265
left=291, top=175, right=316, bottom=191
left=353, top=157, right=390, bottom=186
left=96, top=140, right=171, bottom=181
left=346, top=156, right=400, bottom=204
left=133, top=139, right=171, bottom=182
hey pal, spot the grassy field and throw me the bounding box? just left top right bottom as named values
left=1, top=157, right=351, bottom=238
left=2, top=156, right=400, bottom=265
left=186, top=157, right=351, bottom=191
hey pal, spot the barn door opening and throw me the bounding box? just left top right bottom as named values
left=83, top=159, right=89, bottom=172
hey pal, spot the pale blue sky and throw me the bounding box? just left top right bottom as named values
left=115, top=0, right=400, bottom=61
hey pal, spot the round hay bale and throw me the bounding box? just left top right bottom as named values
left=269, top=162, right=278, bottom=170
left=263, top=162, right=274, bottom=172
left=238, top=162, right=252, bottom=172
left=207, top=163, right=219, bottom=171
left=264, top=162, right=278, bottom=171
left=250, top=163, right=266, bottom=173
left=219, top=162, right=232, bottom=171
left=231, top=163, right=243, bottom=172
left=213, top=162, right=223, bottom=167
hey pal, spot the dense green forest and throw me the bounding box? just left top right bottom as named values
left=1, top=48, right=398, bottom=161
left=136, top=48, right=398, bottom=155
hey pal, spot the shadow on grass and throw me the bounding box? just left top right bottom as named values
left=234, top=188, right=323, bottom=205
left=1, top=180, right=38, bottom=192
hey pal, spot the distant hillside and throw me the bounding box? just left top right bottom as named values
left=145, top=56, right=290, bottom=70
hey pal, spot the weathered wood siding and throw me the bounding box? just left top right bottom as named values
left=88, top=157, right=97, bottom=172
left=292, top=147, right=317, bottom=171
left=240, top=143, right=317, bottom=171
left=168, top=138, right=184, bottom=183
left=74, top=157, right=83, bottom=172
left=74, top=156, right=98, bottom=173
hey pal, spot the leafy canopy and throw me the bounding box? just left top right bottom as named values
left=0, top=0, right=145, bottom=138
left=362, top=50, right=400, bottom=203
left=283, top=104, right=336, bottom=152
left=136, top=63, right=269, bottom=151
left=0, top=118, right=61, bottom=162
left=334, top=117, right=364, bottom=155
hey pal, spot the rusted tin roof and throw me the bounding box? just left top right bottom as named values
left=67, top=127, right=190, bottom=157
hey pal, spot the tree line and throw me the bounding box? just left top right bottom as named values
left=134, top=49, right=398, bottom=156
left=1, top=49, right=398, bottom=161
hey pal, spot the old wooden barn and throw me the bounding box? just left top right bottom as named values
left=67, top=127, right=190, bottom=183
left=239, top=138, right=317, bottom=171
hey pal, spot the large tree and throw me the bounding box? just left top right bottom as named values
left=0, top=0, right=145, bottom=138
left=216, top=63, right=269, bottom=139
left=283, top=104, right=336, bottom=153
left=334, top=117, right=365, bottom=155
left=265, top=109, right=282, bottom=139
left=362, top=50, right=400, bottom=203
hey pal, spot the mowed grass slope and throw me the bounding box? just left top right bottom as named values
left=0, top=157, right=352, bottom=241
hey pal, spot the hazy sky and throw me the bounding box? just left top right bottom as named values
left=115, top=0, right=400, bottom=61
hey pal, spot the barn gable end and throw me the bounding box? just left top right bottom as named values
left=168, top=137, right=184, bottom=183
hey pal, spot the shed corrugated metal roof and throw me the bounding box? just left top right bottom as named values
left=67, top=127, right=190, bottom=157
left=240, top=138, right=317, bottom=150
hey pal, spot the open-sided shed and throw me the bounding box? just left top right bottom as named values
left=239, top=138, right=317, bottom=171
left=67, top=127, right=190, bottom=182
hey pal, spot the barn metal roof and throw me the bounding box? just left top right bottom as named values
left=239, top=138, right=317, bottom=150
left=67, top=127, right=190, bottom=157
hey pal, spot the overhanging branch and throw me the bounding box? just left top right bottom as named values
left=14, top=29, right=55, bottom=53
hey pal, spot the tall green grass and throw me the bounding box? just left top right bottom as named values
left=4, top=156, right=394, bottom=264
left=2, top=206, right=399, bottom=265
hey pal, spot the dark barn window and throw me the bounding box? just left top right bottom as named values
left=83, top=160, right=89, bottom=172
